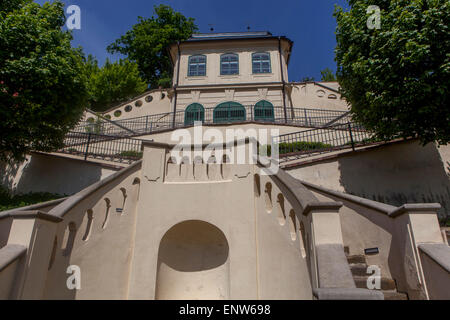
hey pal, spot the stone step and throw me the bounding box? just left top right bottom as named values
left=347, top=255, right=366, bottom=264
left=383, top=291, right=408, bottom=300
left=353, top=276, right=397, bottom=291
left=344, top=246, right=350, bottom=255
left=349, top=263, right=370, bottom=276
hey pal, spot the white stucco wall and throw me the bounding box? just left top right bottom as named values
left=1, top=153, right=118, bottom=196
left=287, top=140, right=450, bottom=220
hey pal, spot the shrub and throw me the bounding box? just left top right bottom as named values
left=117, top=150, right=143, bottom=159
left=0, top=186, right=65, bottom=212
left=261, top=141, right=333, bottom=157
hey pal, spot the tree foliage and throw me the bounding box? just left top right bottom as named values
left=301, top=77, right=315, bottom=82
left=85, top=56, right=147, bottom=112
left=320, top=68, right=337, bottom=81
left=107, top=4, right=198, bottom=89
left=335, top=0, right=450, bottom=145
left=0, top=0, right=88, bottom=162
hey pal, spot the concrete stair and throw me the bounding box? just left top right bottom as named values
left=345, top=253, right=408, bottom=300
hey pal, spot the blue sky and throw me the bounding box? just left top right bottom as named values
left=36, top=0, right=349, bottom=81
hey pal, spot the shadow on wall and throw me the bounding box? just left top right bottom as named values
left=338, top=140, right=450, bottom=220
left=447, top=161, right=450, bottom=178
left=0, top=159, right=22, bottom=191
left=155, top=220, right=230, bottom=300
left=12, top=154, right=103, bottom=196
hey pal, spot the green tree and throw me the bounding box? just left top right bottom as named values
left=301, top=77, right=315, bottom=82
left=320, top=68, right=337, bottom=81
left=0, top=0, right=88, bottom=162
left=107, top=4, right=198, bottom=89
left=335, top=0, right=450, bottom=145
left=85, top=56, right=147, bottom=112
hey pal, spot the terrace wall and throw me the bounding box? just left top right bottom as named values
left=287, top=140, right=450, bottom=220
left=1, top=153, right=120, bottom=196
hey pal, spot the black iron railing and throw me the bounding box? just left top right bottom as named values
left=61, top=132, right=143, bottom=163
left=61, top=107, right=367, bottom=163
left=74, top=106, right=352, bottom=137
left=272, top=122, right=376, bottom=164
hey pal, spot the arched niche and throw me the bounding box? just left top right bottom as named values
left=155, top=220, right=230, bottom=300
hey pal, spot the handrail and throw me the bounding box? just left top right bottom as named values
left=0, top=210, right=63, bottom=223
left=87, top=108, right=137, bottom=135
left=274, top=122, right=373, bottom=163
left=301, top=180, right=441, bottom=218
left=74, top=106, right=351, bottom=136
left=0, top=245, right=27, bottom=273
left=257, top=156, right=343, bottom=216
left=418, top=244, right=450, bottom=274
left=321, top=111, right=351, bottom=127
left=62, top=132, right=144, bottom=162
left=0, top=197, right=68, bottom=216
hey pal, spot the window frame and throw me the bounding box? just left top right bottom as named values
left=188, top=55, right=207, bottom=77
left=213, top=101, right=246, bottom=124
left=252, top=52, right=272, bottom=74
left=220, top=53, right=240, bottom=76
left=184, top=103, right=205, bottom=126
left=254, top=100, right=275, bottom=122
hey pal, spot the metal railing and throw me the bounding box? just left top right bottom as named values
left=273, top=122, right=376, bottom=164
left=61, top=132, right=143, bottom=163
left=61, top=107, right=363, bottom=163
left=74, top=106, right=352, bottom=137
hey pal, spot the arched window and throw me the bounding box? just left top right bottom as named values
left=254, top=100, right=274, bottom=122
left=220, top=53, right=239, bottom=75
left=213, top=102, right=246, bottom=124
left=188, top=55, right=206, bottom=77
left=252, top=52, right=271, bottom=74
left=184, top=103, right=205, bottom=126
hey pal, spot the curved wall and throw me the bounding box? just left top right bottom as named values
left=155, top=220, right=230, bottom=300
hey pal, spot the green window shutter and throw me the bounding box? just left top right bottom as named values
left=184, top=103, right=205, bottom=126
left=213, top=102, right=246, bottom=123
left=254, top=100, right=274, bottom=122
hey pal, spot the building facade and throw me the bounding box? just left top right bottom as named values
left=1, top=31, right=449, bottom=301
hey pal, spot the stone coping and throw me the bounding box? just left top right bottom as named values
left=390, top=203, right=442, bottom=218
left=0, top=210, right=63, bottom=223
left=267, top=166, right=343, bottom=216
left=313, top=288, right=384, bottom=300
left=142, top=137, right=256, bottom=150
left=99, top=88, right=168, bottom=114
left=418, top=243, right=450, bottom=274
left=48, top=160, right=142, bottom=219
left=0, top=244, right=27, bottom=273
left=301, top=180, right=441, bottom=218
left=0, top=198, right=68, bottom=216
